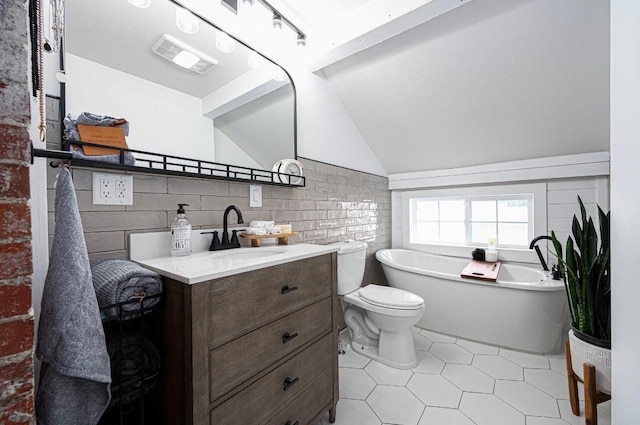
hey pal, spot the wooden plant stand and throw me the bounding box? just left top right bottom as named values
left=239, top=232, right=299, bottom=247
left=565, top=341, right=611, bottom=425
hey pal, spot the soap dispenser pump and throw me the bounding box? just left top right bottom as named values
left=171, top=203, right=192, bottom=257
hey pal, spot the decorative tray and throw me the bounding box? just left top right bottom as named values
left=239, top=232, right=299, bottom=247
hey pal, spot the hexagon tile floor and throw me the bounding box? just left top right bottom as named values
left=316, top=328, right=611, bottom=425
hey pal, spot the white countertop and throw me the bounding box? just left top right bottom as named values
left=132, top=243, right=338, bottom=284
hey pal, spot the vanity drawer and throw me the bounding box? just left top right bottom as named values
left=209, top=298, right=332, bottom=402
left=210, top=333, right=333, bottom=425
left=262, top=369, right=333, bottom=425
left=208, top=254, right=333, bottom=348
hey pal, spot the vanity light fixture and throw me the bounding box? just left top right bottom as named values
left=176, top=6, right=200, bottom=34
left=152, top=34, right=218, bottom=74
left=126, top=0, right=151, bottom=8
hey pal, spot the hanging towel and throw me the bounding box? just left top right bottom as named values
left=91, top=259, right=163, bottom=319
left=36, top=166, right=111, bottom=425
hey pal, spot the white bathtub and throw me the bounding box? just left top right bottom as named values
left=375, top=249, right=567, bottom=354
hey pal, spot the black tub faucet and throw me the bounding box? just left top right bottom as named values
left=529, top=235, right=552, bottom=271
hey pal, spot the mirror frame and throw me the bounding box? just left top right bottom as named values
left=57, top=0, right=301, bottom=186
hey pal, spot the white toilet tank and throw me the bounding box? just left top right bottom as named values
left=330, top=241, right=368, bottom=295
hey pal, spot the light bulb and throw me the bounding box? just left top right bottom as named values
left=215, top=30, right=235, bottom=53
left=176, top=6, right=199, bottom=34
left=127, top=0, right=151, bottom=8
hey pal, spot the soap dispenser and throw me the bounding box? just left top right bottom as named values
left=171, top=203, right=192, bottom=257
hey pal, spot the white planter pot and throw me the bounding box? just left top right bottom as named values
left=568, top=329, right=612, bottom=394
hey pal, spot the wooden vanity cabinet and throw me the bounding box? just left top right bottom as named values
left=157, top=253, right=339, bottom=425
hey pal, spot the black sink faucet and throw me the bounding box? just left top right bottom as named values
left=529, top=235, right=552, bottom=271
left=202, top=205, right=244, bottom=251
left=222, top=205, right=244, bottom=245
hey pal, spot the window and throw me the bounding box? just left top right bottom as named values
left=399, top=183, right=547, bottom=262
left=410, top=196, right=532, bottom=248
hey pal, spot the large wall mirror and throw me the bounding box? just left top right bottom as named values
left=64, top=0, right=296, bottom=173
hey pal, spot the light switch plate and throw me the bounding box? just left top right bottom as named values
left=93, top=172, right=133, bottom=205
left=249, top=184, right=262, bottom=207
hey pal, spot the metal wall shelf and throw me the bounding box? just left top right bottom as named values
left=32, top=141, right=305, bottom=187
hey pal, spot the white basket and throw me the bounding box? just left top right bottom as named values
left=569, top=329, right=612, bottom=394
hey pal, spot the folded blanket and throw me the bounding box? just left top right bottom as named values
left=91, top=259, right=163, bottom=319
left=106, top=334, right=161, bottom=407
left=64, top=113, right=136, bottom=165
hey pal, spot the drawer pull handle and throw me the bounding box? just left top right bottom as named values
left=285, top=421, right=299, bottom=425
left=283, top=377, right=299, bottom=391
left=281, top=285, right=298, bottom=294
left=282, top=332, right=299, bottom=344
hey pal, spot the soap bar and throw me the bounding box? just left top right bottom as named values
left=276, top=224, right=292, bottom=233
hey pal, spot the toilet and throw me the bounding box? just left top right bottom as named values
left=331, top=241, right=425, bottom=369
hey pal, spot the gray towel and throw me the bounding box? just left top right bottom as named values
left=91, top=259, right=162, bottom=318
left=36, top=166, right=111, bottom=425
left=63, top=113, right=136, bottom=165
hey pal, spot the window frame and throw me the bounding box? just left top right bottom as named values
left=400, top=183, right=547, bottom=263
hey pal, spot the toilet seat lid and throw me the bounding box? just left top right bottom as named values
left=358, top=285, right=424, bottom=309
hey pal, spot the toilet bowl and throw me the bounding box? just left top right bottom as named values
left=331, top=241, right=425, bottom=369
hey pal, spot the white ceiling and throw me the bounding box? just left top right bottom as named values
left=320, top=0, right=611, bottom=173
left=65, top=0, right=611, bottom=175
left=65, top=0, right=270, bottom=98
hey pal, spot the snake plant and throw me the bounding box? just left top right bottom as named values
left=551, top=196, right=610, bottom=343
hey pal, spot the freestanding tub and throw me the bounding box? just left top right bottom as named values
left=375, top=249, right=567, bottom=354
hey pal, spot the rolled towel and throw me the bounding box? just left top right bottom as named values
left=243, top=227, right=268, bottom=235
left=91, top=259, right=163, bottom=319
left=106, top=334, right=161, bottom=407
left=248, top=220, right=275, bottom=228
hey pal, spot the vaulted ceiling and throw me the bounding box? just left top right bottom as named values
left=316, top=0, right=610, bottom=173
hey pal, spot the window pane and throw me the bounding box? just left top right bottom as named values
left=471, top=200, right=496, bottom=222
left=415, top=200, right=438, bottom=221
left=471, top=223, right=497, bottom=244
left=440, top=222, right=465, bottom=244
left=439, top=200, right=465, bottom=221
left=498, top=200, right=528, bottom=222
left=498, top=223, right=529, bottom=246
left=412, top=222, right=439, bottom=243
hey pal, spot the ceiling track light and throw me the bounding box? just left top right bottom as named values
left=296, top=33, right=306, bottom=48
left=255, top=0, right=307, bottom=47
left=272, top=13, right=283, bottom=30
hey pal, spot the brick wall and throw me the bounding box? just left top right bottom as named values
left=0, top=0, right=35, bottom=423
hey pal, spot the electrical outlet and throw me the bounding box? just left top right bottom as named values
left=100, top=179, right=114, bottom=199
left=93, top=172, right=133, bottom=205
left=115, top=180, right=127, bottom=199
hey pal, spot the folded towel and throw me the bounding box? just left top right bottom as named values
left=91, top=259, right=163, bottom=319
left=36, top=166, right=111, bottom=425
left=64, top=113, right=136, bottom=165
left=106, top=334, right=161, bottom=407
